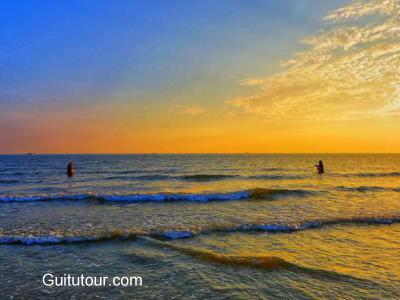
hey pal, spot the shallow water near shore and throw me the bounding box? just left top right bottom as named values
left=1, top=154, right=400, bottom=298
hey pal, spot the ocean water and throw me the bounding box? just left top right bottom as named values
left=0, top=154, right=399, bottom=298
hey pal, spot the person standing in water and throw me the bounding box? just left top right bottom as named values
left=315, top=160, right=324, bottom=174
left=67, top=162, right=74, bottom=177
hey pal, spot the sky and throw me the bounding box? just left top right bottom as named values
left=1, top=0, right=399, bottom=153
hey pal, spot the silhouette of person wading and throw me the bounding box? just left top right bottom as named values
left=315, top=160, right=324, bottom=174
left=67, top=162, right=74, bottom=177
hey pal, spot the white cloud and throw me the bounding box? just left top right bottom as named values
left=324, top=0, right=399, bottom=22
left=239, top=78, right=266, bottom=86
left=227, top=0, right=400, bottom=120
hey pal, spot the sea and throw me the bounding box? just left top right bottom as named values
left=0, top=154, right=399, bottom=298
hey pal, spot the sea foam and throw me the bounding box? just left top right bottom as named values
left=0, top=188, right=316, bottom=203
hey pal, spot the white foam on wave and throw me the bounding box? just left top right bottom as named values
left=98, top=191, right=250, bottom=202
left=256, top=224, right=294, bottom=231
left=0, top=194, right=91, bottom=202
left=0, top=188, right=316, bottom=203
left=161, top=231, right=194, bottom=239
left=253, top=217, right=399, bottom=233
left=0, top=191, right=251, bottom=203
left=0, top=236, right=95, bottom=245
left=1, top=216, right=399, bottom=245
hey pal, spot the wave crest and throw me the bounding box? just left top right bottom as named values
left=181, top=174, right=238, bottom=181
left=0, top=230, right=137, bottom=245
left=100, top=173, right=307, bottom=182
left=0, top=188, right=315, bottom=203
left=340, top=172, right=400, bottom=178
left=104, top=175, right=173, bottom=181
left=248, top=174, right=305, bottom=180
left=1, top=216, right=399, bottom=246
left=157, top=216, right=400, bottom=240
left=336, top=186, right=398, bottom=192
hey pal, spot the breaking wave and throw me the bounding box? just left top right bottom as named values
left=104, top=174, right=173, bottom=181
left=340, top=172, right=400, bottom=178
left=99, top=173, right=308, bottom=182
left=0, top=188, right=316, bottom=203
left=335, top=186, right=398, bottom=192
left=246, top=216, right=400, bottom=233
left=104, top=174, right=239, bottom=181
left=248, top=174, right=305, bottom=180
left=181, top=174, right=239, bottom=181
left=1, top=215, right=399, bottom=246
left=0, top=231, right=138, bottom=245
left=154, top=216, right=400, bottom=240
left=0, top=194, right=93, bottom=202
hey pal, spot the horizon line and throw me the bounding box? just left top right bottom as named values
left=1, top=152, right=400, bottom=155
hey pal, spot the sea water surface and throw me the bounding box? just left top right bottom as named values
left=0, top=154, right=399, bottom=298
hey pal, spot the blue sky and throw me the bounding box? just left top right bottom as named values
left=0, top=0, right=347, bottom=106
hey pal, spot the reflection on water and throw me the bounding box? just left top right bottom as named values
left=0, top=154, right=399, bottom=298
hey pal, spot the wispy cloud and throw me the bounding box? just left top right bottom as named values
left=239, top=78, right=266, bottom=86
left=228, top=0, right=400, bottom=120
left=172, top=104, right=205, bottom=115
